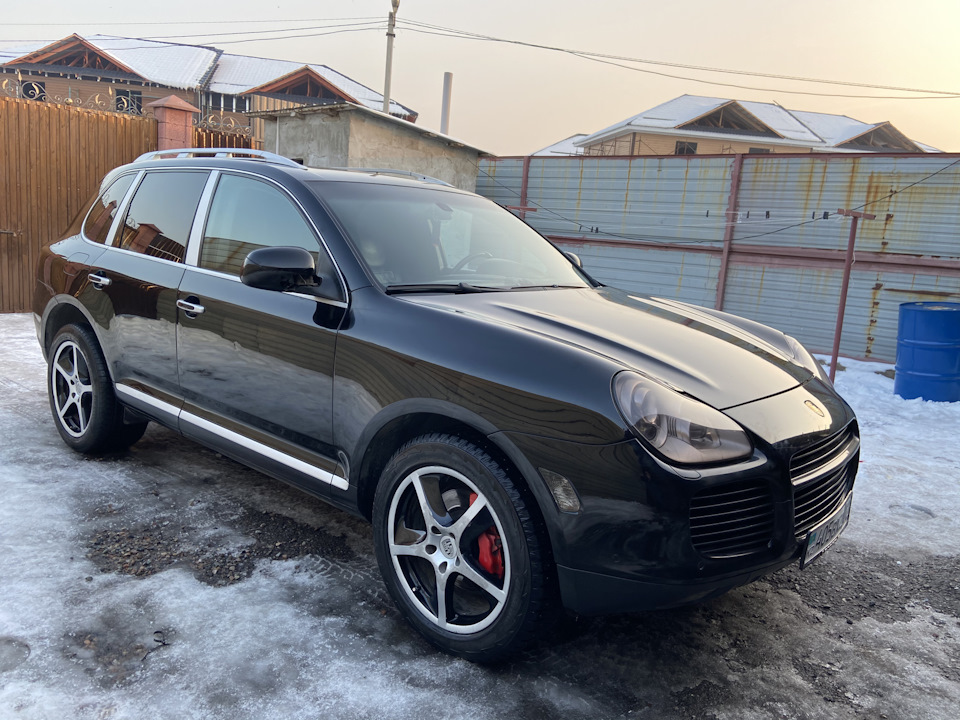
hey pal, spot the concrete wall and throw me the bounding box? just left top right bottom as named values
left=346, top=113, right=479, bottom=191
left=265, top=109, right=480, bottom=191
left=267, top=111, right=351, bottom=167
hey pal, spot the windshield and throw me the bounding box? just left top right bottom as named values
left=309, top=181, right=591, bottom=291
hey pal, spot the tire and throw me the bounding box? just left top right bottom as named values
left=47, top=324, right=147, bottom=454
left=373, top=433, right=555, bottom=662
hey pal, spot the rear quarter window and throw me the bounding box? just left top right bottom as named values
left=81, top=173, right=136, bottom=244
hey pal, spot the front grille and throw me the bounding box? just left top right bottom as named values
left=790, top=426, right=855, bottom=481
left=690, top=479, right=775, bottom=558
left=791, top=425, right=858, bottom=539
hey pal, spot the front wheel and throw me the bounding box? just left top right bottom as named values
left=373, top=434, right=555, bottom=662
left=47, top=324, right=147, bottom=454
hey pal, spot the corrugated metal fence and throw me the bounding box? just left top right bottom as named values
left=477, top=153, right=960, bottom=362
left=0, top=97, right=157, bottom=313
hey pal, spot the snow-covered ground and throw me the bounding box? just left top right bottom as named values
left=1, top=312, right=958, bottom=719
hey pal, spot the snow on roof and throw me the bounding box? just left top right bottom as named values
left=576, top=94, right=930, bottom=151
left=0, top=35, right=414, bottom=116
left=737, top=101, right=823, bottom=143
left=2, top=36, right=219, bottom=91
left=787, top=110, right=880, bottom=146
left=530, top=133, right=588, bottom=156
left=208, top=53, right=413, bottom=117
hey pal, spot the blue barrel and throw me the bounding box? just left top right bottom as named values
left=894, top=302, right=960, bottom=402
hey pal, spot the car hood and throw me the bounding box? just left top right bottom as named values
left=406, top=286, right=812, bottom=410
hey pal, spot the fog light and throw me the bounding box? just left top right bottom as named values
left=539, top=468, right=581, bottom=513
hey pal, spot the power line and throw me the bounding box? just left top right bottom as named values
left=209, top=27, right=385, bottom=46
left=11, top=15, right=956, bottom=98
left=143, top=20, right=384, bottom=41
left=397, top=19, right=960, bottom=100
left=1, top=17, right=382, bottom=27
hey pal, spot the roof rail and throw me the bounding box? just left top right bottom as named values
left=327, top=167, right=453, bottom=187
left=134, top=148, right=302, bottom=168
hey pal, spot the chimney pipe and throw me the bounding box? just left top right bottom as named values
left=440, top=72, right=453, bottom=135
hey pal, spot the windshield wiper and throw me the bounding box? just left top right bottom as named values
left=385, top=282, right=500, bottom=295
left=508, top=284, right=586, bottom=290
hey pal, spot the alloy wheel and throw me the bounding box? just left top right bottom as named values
left=51, top=340, right=93, bottom=438
left=387, top=465, right=510, bottom=634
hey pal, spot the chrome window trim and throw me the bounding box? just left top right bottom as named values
left=185, top=170, right=220, bottom=267
left=179, top=265, right=349, bottom=308
left=115, top=384, right=348, bottom=491
left=182, top=167, right=349, bottom=303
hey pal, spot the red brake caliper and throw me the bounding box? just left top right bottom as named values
left=469, top=492, right=504, bottom=579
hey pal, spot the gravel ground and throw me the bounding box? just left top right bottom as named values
left=1, top=312, right=958, bottom=719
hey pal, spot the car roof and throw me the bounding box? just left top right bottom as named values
left=122, top=148, right=462, bottom=192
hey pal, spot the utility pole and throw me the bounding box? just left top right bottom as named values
left=382, top=0, right=400, bottom=114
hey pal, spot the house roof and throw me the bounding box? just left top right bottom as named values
left=531, top=133, right=589, bottom=156
left=0, top=34, right=415, bottom=118
left=206, top=53, right=414, bottom=117
left=575, top=95, right=935, bottom=152
left=248, top=101, right=488, bottom=156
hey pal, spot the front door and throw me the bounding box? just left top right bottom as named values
left=176, top=172, right=346, bottom=494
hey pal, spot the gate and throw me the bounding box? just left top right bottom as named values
left=0, top=96, right=156, bottom=313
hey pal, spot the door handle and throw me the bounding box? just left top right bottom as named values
left=88, top=272, right=112, bottom=288
left=176, top=298, right=205, bottom=317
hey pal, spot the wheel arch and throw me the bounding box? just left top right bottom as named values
left=351, top=400, right=554, bottom=537
left=40, top=298, right=100, bottom=358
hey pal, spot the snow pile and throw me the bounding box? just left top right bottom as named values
left=823, top=355, right=960, bottom=557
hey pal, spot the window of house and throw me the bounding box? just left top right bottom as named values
left=200, top=174, right=336, bottom=289
left=22, top=81, right=45, bottom=100
left=82, top=174, right=137, bottom=244
left=115, top=89, right=142, bottom=113
left=117, top=172, right=209, bottom=263
left=675, top=141, right=697, bottom=156
left=749, top=147, right=772, bottom=154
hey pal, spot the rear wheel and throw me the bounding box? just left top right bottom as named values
left=373, top=433, right=554, bottom=662
left=47, top=324, right=147, bottom=453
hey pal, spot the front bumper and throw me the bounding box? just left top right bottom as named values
left=504, top=380, right=859, bottom=615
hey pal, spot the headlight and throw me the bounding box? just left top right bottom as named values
left=784, top=334, right=832, bottom=385
left=613, top=371, right=753, bottom=465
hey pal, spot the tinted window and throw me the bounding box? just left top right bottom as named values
left=311, top=182, right=590, bottom=290
left=117, top=171, right=208, bottom=263
left=82, top=173, right=136, bottom=245
left=200, top=174, right=320, bottom=276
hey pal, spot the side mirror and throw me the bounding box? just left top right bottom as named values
left=564, top=251, right=583, bottom=268
left=241, top=246, right=319, bottom=292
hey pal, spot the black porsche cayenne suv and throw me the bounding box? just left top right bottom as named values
left=34, top=148, right=859, bottom=661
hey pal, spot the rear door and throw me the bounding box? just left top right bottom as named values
left=176, top=171, right=347, bottom=495
left=84, top=169, right=210, bottom=424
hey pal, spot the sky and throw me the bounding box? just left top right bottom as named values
left=2, top=0, right=959, bottom=156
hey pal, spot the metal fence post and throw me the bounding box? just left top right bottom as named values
left=715, top=153, right=744, bottom=310
left=829, top=208, right=877, bottom=381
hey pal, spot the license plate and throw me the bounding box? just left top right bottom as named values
left=800, top=494, right=852, bottom=569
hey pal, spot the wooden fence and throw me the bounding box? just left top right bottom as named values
left=0, top=97, right=157, bottom=313
left=194, top=127, right=256, bottom=149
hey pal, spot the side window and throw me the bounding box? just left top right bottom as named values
left=82, top=174, right=136, bottom=245
left=200, top=174, right=321, bottom=277
left=117, top=171, right=208, bottom=264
